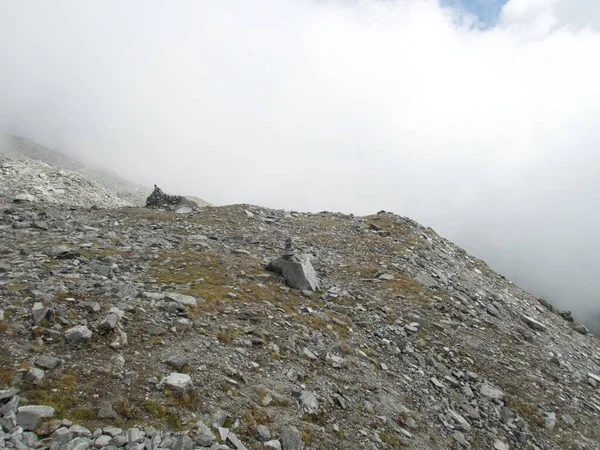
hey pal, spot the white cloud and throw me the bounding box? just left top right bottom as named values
left=0, top=0, right=600, bottom=321
left=500, top=0, right=600, bottom=32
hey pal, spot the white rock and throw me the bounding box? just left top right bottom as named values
left=162, top=372, right=193, bottom=393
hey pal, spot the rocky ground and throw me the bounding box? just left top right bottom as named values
left=1, top=181, right=600, bottom=449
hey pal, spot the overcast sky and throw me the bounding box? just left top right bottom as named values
left=1, top=0, right=600, bottom=326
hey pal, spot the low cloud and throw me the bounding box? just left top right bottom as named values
left=1, top=0, right=600, bottom=326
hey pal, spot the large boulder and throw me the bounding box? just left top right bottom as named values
left=145, top=185, right=198, bottom=212
left=267, top=254, right=319, bottom=291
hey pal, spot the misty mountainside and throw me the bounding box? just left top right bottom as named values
left=0, top=135, right=150, bottom=207
left=1, top=163, right=600, bottom=450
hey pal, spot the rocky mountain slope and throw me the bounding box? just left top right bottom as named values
left=1, top=173, right=600, bottom=450
left=0, top=136, right=150, bottom=207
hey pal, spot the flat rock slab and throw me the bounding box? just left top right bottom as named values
left=17, top=405, right=55, bottom=430
left=480, top=383, right=504, bottom=400
left=521, top=315, right=547, bottom=332
left=163, top=372, right=193, bottom=393
left=35, top=355, right=61, bottom=370
left=165, top=292, right=200, bottom=307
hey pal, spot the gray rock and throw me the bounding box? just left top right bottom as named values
left=25, top=367, right=45, bottom=385
left=31, top=302, right=49, bottom=324
left=480, top=382, right=504, bottom=400
left=256, top=425, right=271, bottom=442
left=126, top=428, right=143, bottom=443
left=415, top=272, right=437, bottom=288
left=163, top=354, right=190, bottom=370
left=14, top=193, right=36, bottom=202
left=562, top=414, right=575, bottom=426
left=162, top=373, right=193, bottom=393
left=521, top=315, right=547, bottom=332
left=35, top=355, right=61, bottom=370
left=102, top=427, right=122, bottom=437
left=226, top=432, right=247, bottom=450
left=172, top=434, right=194, bottom=450
left=1, top=394, right=19, bottom=416
left=94, top=435, right=111, bottom=447
left=267, top=254, right=319, bottom=291
left=99, top=313, right=119, bottom=332
left=164, top=292, right=199, bottom=307
left=493, top=440, right=509, bottom=450
left=573, top=323, right=589, bottom=334
left=70, top=425, right=92, bottom=438
left=16, top=405, right=55, bottom=431
left=192, top=430, right=216, bottom=447
left=0, top=388, right=19, bottom=401
left=279, top=425, right=302, bottom=450
left=545, top=412, right=556, bottom=429
left=300, top=391, right=319, bottom=414
left=64, top=325, right=92, bottom=345
left=51, top=427, right=73, bottom=445
left=264, top=440, right=282, bottom=450
left=61, top=436, right=92, bottom=450
left=98, top=401, right=117, bottom=419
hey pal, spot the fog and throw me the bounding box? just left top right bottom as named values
left=1, top=0, right=600, bottom=329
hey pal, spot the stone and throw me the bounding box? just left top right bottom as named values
left=98, top=401, right=117, bottom=419
left=64, top=325, right=92, bottom=345
left=35, top=355, right=61, bottom=370
left=267, top=253, right=319, bottom=291
left=1, top=394, right=19, bottom=416
left=35, top=419, right=62, bottom=436
left=493, top=440, right=509, bottom=450
left=95, top=435, right=111, bottom=447
left=0, top=388, right=19, bottom=401
left=453, top=431, right=468, bottom=446
left=279, top=425, right=302, bottom=450
left=300, top=391, right=319, bottom=414
left=415, top=272, right=437, bottom=288
left=545, top=412, right=556, bottom=429
left=70, top=425, right=92, bottom=438
left=560, top=310, right=574, bottom=322
left=521, top=315, right=547, bottom=332
left=226, top=431, right=247, bottom=450
left=173, top=434, right=194, bottom=450
left=303, top=348, right=317, bottom=360
left=25, top=367, right=45, bottom=385
left=62, top=436, right=92, bottom=450
left=162, top=373, right=193, bottom=393
left=562, top=414, right=575, bottom=426
left=16, top=405, right=55, bottom=431
left=103, top=426, right=123, bottom=437
left=480, top=382, right=504, bottom=400
left=573, top=323, right=589, bottom=334
left=14, top=193, right=36, bottom=202
left=127, top=428, right=143, bottom=443
left=99, top=313, right=119, bottom=332
left=164, top=353, right=190, bottom=370
left=31, top=302, right=49, bottom=324
left=256, top=425, right=271, bottom=442
left=164, top=292, right=199, bottom=307
left=50, top=427, right=73, bottom=445
left=265, top=440, right=282, bottom=450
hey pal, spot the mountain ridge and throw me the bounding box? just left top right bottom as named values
left=0, top=144, right=599, bottom=450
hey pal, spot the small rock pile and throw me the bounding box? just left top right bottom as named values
left=145, top=185, right=199, bottom=214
